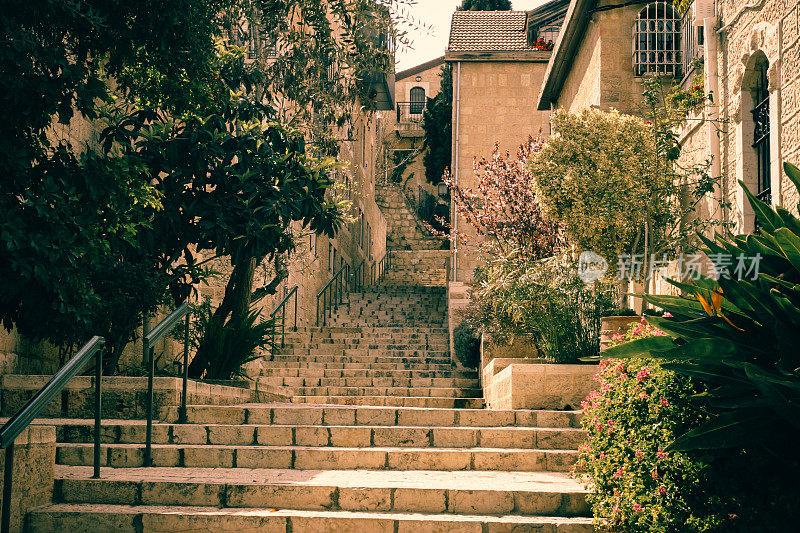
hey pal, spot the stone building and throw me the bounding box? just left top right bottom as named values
left=537, top=0, right=800, bottom=235
left=446, top=0, right=570, bottom=283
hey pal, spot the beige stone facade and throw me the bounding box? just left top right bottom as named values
left=447, top=51, right=555, bottom=282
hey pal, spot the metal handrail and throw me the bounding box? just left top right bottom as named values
left=0, top=335, right=105, bottom=533
left=269, top=286, right=298, bottom=357
left=352, top=259, right=367, bottom=292
left=316, top=263, right=350, bottom=326
left=143, top=300, right=192, bottom=466
left=377, top=250, right=392, bottom=284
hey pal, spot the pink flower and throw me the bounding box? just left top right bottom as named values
left=651, top=469, right=659, bottom=480
left=663, top=312, right=673, bottom=317
left=636, top=367, right=650, bottom=382
left=633, top=503, right=643, bottom=513
left=660, top=398, right=669, bottom=407
left=615, top=362, right=625, bottom=374
left=599, top=451, right=606, bottom=459
left=639, top=391, right=648, bottom=400
left=613, top=466, right=624, bottom=479
left=658, top=485, right=667, bottom=496
left=656, top=449, right=668, bottom=459
left=635, top=449, right=643, bottom=458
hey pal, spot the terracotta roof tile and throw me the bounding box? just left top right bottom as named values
left=447, top=11, right=532, bottom=52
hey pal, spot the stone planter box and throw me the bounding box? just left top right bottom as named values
left=600, top=315, right=641, bottom=351
left=486, top=363, right=598, bottom=410
left=0, top=375, right=252, bottom=420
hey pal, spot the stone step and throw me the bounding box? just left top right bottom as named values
left=257, top=376, right=479, bottom=388
left=257, top=361, right=458, bottom=372
left=290, top=396, right=484, bottom=408
left=253, top=364, right=475, bottom=378
left=277, top=386, right=481, bottom=398
left=271, top=355, right=452, bottom=365
left=28, top=503, right=594, bottom=532
left=54, top=466, right=590, bottom=517
left=56, top=443, right=578, bottom=471
left=50, top=420, right=584, bottom=449
left=169, top=405, right=583, bottom=429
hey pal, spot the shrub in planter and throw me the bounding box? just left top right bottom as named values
left=579, top=356, right=799, bottom=533
left=578, top=357, right=732, bottom=532
left=602, top=308, right=637, bottom=317
left=453, top=321, right=480, bottom=368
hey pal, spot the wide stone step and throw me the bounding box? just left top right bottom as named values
left=54, top=466, right=590, bottom=516
left=271, top=355, right=452, bottom=365
left=253, top=365, right=476, bottom=379
left=46, top=420, right=585, bottom=449
left=257, top=376, right=479, bottom=388
left=258, top=361, right=458, bottom=372
left=169, top=404, right=583, bottom=429
left=28, top=503, right=594, bottom=532
left=290, top=396, right=484, bottom=408
left=56, top=443, right=578, bottom=471
left=283, top=386, right=481, bottom=398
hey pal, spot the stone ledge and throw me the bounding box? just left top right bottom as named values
left=486, top=363, right=598, bottom=411
left=1, top=376, right=252, bottom=420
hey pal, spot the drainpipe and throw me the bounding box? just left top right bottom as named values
left=452, top=61, right=461, bottom=282
left=704, top=16, right=723, bottom=223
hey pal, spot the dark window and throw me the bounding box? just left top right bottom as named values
left=410, top=87, right=426, bottom=115
left=633, top=2, right=682, bottom=78
left=752, top=61, right=771, bottom=209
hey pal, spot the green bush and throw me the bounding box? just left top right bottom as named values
left=186, top=298, right=277, bottom=380
left=453, top=322, right=481, bottom=368
left=580, top=356, right=799, bottom=532
left=464, top=250, right=614, bottom=363
left=602, top=307, right=637, bottom=317
left=579, top=358, right=731, bottom=532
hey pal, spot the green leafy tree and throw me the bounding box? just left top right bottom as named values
left=422, top=64, right=453, bottom=184
left=458, top=0, right=512, bottom=10
left=0, top=1, right=397, bottom=372
left=530, top=109, right=673, bottom=265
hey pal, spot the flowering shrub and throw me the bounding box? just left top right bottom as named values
left=577, top=357, right=733, bottom=532
left=608, top=314, right=670, bottom=347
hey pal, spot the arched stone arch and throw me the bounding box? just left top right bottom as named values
left=732, top=21, right=782, bottom=232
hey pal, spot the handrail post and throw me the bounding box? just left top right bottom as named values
left=293, top=290, right=298, bottom=331
left=144, top=344, right=154, bottom=467
left=92, top=345, right=103, bottom=479
left=281, top=305, right=286, bottom=348
left=179, top=312, right=190, bottom=425
left=1, top=442, right=14, bottom=533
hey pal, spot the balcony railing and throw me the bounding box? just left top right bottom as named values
left=396, top=102, right=425, bottom=136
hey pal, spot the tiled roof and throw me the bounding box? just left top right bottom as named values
left=447, top=11, right=532, bottom=52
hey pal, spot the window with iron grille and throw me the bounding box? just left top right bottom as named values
left=410, top=87, right=426, bottom=115
left=753, top=60, right=771, bottom=207
left=633, top=2, right=682, bottom=78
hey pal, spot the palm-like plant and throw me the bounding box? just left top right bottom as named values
left=598, top=163, right=800, bottom=465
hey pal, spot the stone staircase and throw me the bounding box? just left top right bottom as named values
left=20, top=276, right=592, bottom=530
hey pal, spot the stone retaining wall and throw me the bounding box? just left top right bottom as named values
left=1, top=376, right=252, bottom=420
left=383, top=250, right=450, bottom=287
left=484, top=363, right=597, bottom=411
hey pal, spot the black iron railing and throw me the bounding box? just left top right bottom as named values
left=396, top=102, right=425, bottom=125
left=377, top=250, right=392, bottom=283
left=270, top=286, right=298, bottom=356
left=143, top=301, right=192, bottom=465
left=316, top=263, right=350, bottom=326
left=0, top=335, right=105, bottom=533
left=353, top=259, right=367, bottom=292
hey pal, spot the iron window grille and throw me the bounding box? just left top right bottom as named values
left=633, top=2, right=682, bottom=78
left=753, top=61, right=771, bottom=208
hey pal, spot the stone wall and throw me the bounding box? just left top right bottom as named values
left=451, top=60, right=553, bottom=282
left=555, top=2, right=647, bottom=114
left=484, top=363, right=597, bottom=410
left=1, top=375, right=251, bottom=420
left=0, top=425, right=55, bottom=532
left=715, top=0, right=800, bottom=230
